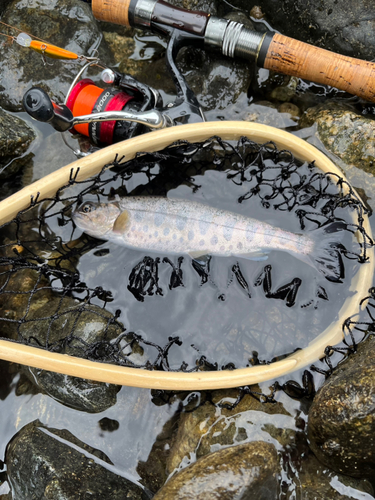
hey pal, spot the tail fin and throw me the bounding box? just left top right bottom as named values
left=309, top=222, right=347, bottom=283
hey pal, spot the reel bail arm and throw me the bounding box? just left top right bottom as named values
left=23, top=87, right=173, bottom=133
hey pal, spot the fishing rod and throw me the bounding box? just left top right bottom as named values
left=90, top=0, right=375, bottom=102
left=21, top=0, right=375, bottom=155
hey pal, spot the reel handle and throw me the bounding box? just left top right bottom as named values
left=91, top=0, right=375, bottom=102
left=23, top=87, right=74, bottom=132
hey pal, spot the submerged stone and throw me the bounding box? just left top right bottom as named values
left=286, top=452, right=374, bottom=499
left=19, top=298, right=123, bottom=412
left=166, top=388, right=291, bottom=474
left=308, top=335, right=375, bottom=479
left=153, top=441, right=278, bottom=500
left=6, top=420, right=150, bottom=500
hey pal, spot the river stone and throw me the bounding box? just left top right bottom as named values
left=287, top=451, right=374, bottom=499
left=6, top=420, right=150, bottom=500
left=0, top=0, right=113, bottom=112
left=0, top=108, right=35, bottom=177
left=18, top=297, right=122, bottom=412
left=226, top=0, right=375, bottom=60
left=153, top=441, right=278, bottom=500
left=300, top=103, right=375, bottom=174
left=166, top=388, right=291, bottom=474
left=308, top=335, right=375, bottom=479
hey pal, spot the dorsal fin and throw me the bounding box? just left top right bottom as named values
left=113, top=210, right=129, bottom=233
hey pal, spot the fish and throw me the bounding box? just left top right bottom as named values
left=73, top=197, right=345, bottom=282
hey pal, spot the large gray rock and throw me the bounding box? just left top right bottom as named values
left=6, top=420, right=150, bottom=500
left=308, top=335, right=375, bottom=479
left=153, top=441, right=279, bottom=500
left=300, top=103, right=375, bottom=174
left=0, top=0, right=114, bottom=111
left=19, top=298, right=123, bottom=412
left=226, top=0, right=375, bottom=59
left=0, top=108, right=35, bottom=178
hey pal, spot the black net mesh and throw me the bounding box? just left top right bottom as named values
left=0, top=136, right=373, bottom=381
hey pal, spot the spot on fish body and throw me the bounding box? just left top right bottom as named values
left=223, top=219, right=236, bottom=241
left=154, top=213, right=166, bottom=227
left=176, top=217, right=187, bottom=231
left=143, top=225, right=149, bottom=233
left=188, top=230, right=195, bottom=241
left=199, top=220, right=211, bottom=235
left=134, top=211, right=144, bottom=222
left=211, top=235, right=218, bottom=246
left=246, top=223, right=256, bottom=242
left=164, top=227, right=170, bottom=236
left=263, top=227, right=274, bottom=245
left=199, top=239, right=205, bottom=246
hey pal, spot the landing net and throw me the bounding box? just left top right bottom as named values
left=0, top=137, right=372, bottom=381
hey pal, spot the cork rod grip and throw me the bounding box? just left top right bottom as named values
left=92, top=0, right=131, bottom=26
left=263, top=33, right=375, bottom=102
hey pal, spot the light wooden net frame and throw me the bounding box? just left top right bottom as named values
left=0, top=121, right=373, bottom=390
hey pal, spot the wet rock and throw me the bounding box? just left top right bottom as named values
left=285, top=451, right=374, bottom=499
left=243, top=101, right=299, bottom=129
left=270, top=76, right=299, bottom=102
left=6, top=420, right=150, bottom=500
left=177, top=11, right=253, bottom=111
left=300, top=103, right=375, bottom=174
left=103, top=30, right=175, bottom=94
left=0, top=108, right=35, bottom=178
left=166, top=388, right=292, bottom=474
left=228, top=0, right=375, bottom=60
left=0, top=0, right=114, bottom=112
left=18, top=298, right=122, bottom=412
left=0, top=265, right=53, bottom=340
left=154, top=441, right=278, bottom=500
left=167, top=0, right=217, bottom=15
left=137, top=412, right=180, bottom=493
left=308, top=335, right=375, bottom=479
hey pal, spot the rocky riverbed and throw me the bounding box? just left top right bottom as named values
left=1, top=0, right=375, bottom=498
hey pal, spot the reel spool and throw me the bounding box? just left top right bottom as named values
left=65, top=78, right=140, bottom=146
left=0, top=121, right=372, bottom=390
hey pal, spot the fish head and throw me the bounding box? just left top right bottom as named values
left=73, top=201, right=121, bottom=239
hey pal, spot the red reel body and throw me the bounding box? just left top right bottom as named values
left=66, top=78, right=137, bottom=146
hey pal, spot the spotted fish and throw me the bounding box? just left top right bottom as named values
left=73, top=197, right=345, bottom=282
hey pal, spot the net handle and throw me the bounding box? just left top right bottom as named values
left=0, top=121, right=372, bottom=389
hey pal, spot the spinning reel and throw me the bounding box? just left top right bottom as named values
left=23, top=27, right=206, bottom=154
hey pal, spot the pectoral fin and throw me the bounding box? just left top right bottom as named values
left=113, top=210, right=130, bottom=233
left=188, top=250, right=210, bottom=259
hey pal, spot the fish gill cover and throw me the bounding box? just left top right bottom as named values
left=0, top=137, right=373, bottom=381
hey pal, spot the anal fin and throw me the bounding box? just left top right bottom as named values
left=238, top=251, right=269, bottom=261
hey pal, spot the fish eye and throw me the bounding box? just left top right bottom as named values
left=80, top=202, right=96, bottom=214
